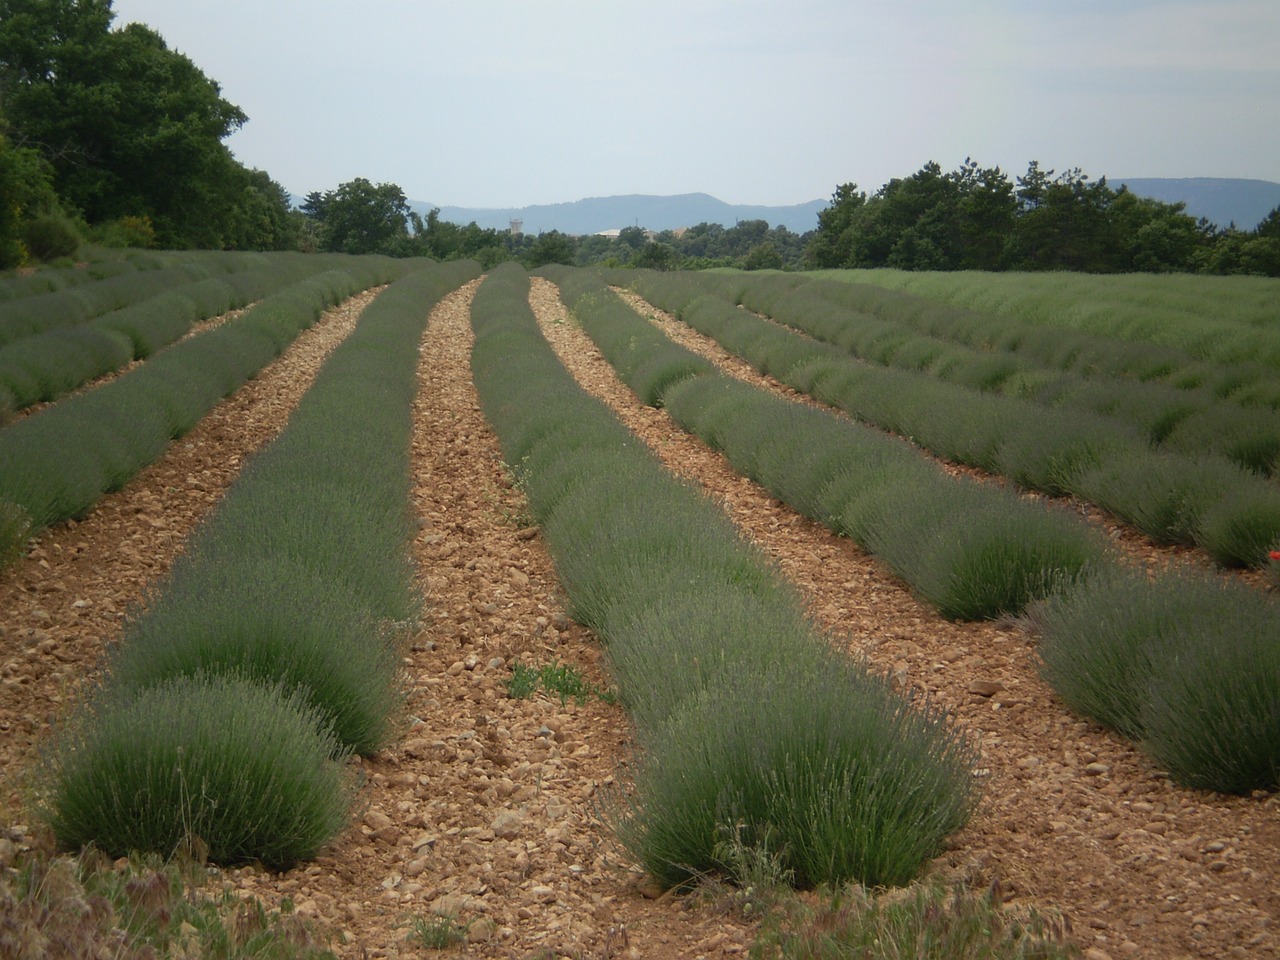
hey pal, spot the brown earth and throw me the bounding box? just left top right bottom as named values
left=0, top=275, right=1276, bottom=960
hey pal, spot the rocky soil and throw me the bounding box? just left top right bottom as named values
left=0, top=275, right=1276, bottom=960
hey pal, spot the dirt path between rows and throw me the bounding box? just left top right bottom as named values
left=527, top=278, right=1279, bottom=960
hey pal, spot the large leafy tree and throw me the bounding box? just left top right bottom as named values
left=307, top=178, right=412, bottom=255
left=0, top=0, right=290, bottom=249
left=806, top=182, right=866, bottom=268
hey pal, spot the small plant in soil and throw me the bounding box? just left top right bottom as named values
left=405, top=911, right=467, bottom=949
left=506, top=659, right=616, bottom=706
left=756, top=878, right=1080, bottom=959
left=0, top=845, right=335, bottom=959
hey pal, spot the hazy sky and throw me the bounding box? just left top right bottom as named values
left=108, top=0, right=1280, bottom=208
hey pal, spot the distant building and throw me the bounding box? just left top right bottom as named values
left=509, top=219, right=523, bottom=235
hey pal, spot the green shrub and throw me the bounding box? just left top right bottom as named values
left=994, top=412, right=1137, bottom=497
left=1073, top=453, right=1243, bottom=545
left=611, top=661, right=978, bottom=890
left=1032, top=568, right=1173, bottom=738
left=911, top=501, right=1101, bottom=621
left=602, top=589, right=820, bottom=731
left=1196, top=486, right=1280, bottom=567
left=1167, top=405, right=1280, bottom=477
left=0, top=325, right=135, bottom=407
left=556, top=273, right=714, bottom=406
left=107, top=552, right=404, bottom=756
left=1032, top=564, right=1280, bottom=791
left=1142, top=615, right=1280, bottom=794
left=20, top=212, right=82, bottom=262
left=44, top=674, right=354, bottom=867
left=0, top=266, right=386, bottom=534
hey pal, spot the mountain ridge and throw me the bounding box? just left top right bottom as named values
left=1109, top=177, right=1278, bottom=230
left=409, top=192, right=828, bottom=235
left=407, top=178, right=1280, bottom=236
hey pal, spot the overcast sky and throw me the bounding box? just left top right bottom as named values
left=108, top=0, right=1279, bottom=209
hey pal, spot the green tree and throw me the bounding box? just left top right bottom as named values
left=0, top=0, right=250, bottom=247
left=309, top=178, right=411, bottom=255
left=0, top=126, right=64, bottom=266
left=742, top=241, right=783, bottom=271
left=806, top=182, right=866, bottom=267
left=1111, top=190, right=1211, bottom=272
left=949, top=158, right=1015, bottom=270
left=523, top=230, right=576, bottom=268
left=222, top=167, right=299, bottom=251
left=630, top=240, right=676, bottom=270
left=1254, top=206, right=1280, bottom=240
left=1004, top=166, right=1117, bottom=271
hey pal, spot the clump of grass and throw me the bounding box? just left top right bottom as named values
left=506, top=659, right=616, bottom=706
left=43, top=673, right=354, bottom=867
left=405, top=911, right=467, bottom=949
left=0, top=846, right=335, bottom=958
left=759, top=878, right=1078, bottom=959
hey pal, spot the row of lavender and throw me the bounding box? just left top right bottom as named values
left=550, top=267, right=1278, bottom=795
left=27, top=260, right=477, bottom=864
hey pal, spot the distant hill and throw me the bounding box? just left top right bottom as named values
left=1112, top=177, right=1280, bottom=230
left=409, top=192, right=828, bottom=235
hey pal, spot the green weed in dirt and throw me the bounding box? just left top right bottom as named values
left=507, top=659, right=616, bottom=706
left=405, top=911, right=467, bottom=949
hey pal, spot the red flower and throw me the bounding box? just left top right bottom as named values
left=1270, top=550, right=1280, bottom=562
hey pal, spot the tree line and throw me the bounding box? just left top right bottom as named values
left=2, top=2, right=1275, bottom=276
left=807, top=159, right=1280, bottom=276
left=0, top=0, right=299, bottom=266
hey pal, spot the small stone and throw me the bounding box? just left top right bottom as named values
left=529, top=885, right=556, bottom=903
left=515, top=526, right=539, bottom=540
left=637, top=878, right=665, bottom=900
left=465, top=917, right=498, bottom=943
left=968, top=680, right=1005, bottom=697
left=1084, top=949, right=1114, bottom=960
left=402, top=737, right=435, bottom=759
left=1085, top=762, right=1110, bottom=776
left=490, top=809, right=524, bottom=839
left=403, top=857, right=430, bottom=878
left=365, top=811, right=401, bottom=844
